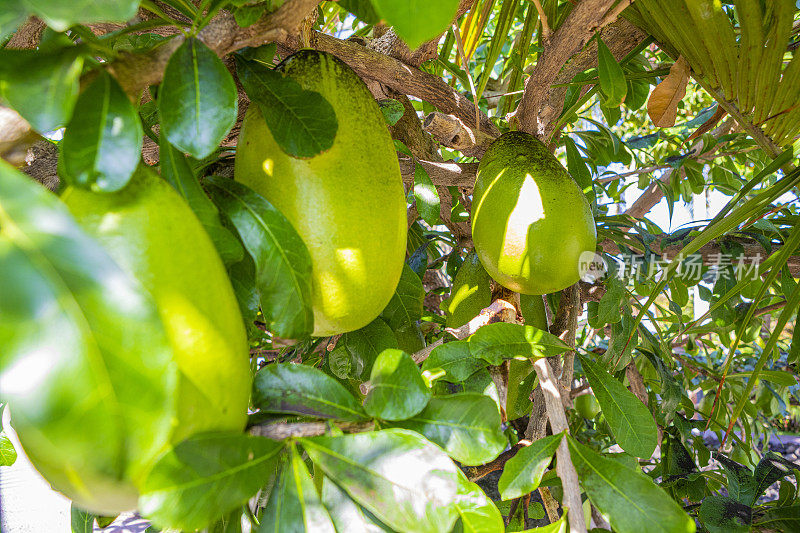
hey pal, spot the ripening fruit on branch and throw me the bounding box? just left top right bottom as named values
left=235, top=50, right=407, bottom=336
left=56, top=166, right=252, bottom=514
left=471, top=131, right=597, bottom=295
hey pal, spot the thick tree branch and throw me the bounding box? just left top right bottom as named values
left=399, top=156, right=478, bottom=188
left=277, top=31, right=499, bottom=137
left=111, top=1, right=322, bottom=96
left=515, top=1, right=639, bottom=139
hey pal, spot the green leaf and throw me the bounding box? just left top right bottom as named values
left=512, top=515, right=566, bottom=532
left=207, top=508, right=243, bottom=533
left=468, top=322, right=570, bottom=365
left=205, top=176, right=314, bottom=338
left=70, top=505, right=95, bottom=533
left=0, top=161, right=177, bottom=496
left=697, top=495, right=750, bottom=533
left=597, top=36, right=627, bottom=107
left=371, top=0, right=460, bottom=50
left=563, top=137, right=593, bottom=201
left=340, top=318, right=398, bottom=379
left=381, top=263, right=424, bottom=330
left=591, top=276, right=625, bottom=327
left=498, top=434, right=562, bottom=500
left=159, top=38, right=238, bottom=159
left=414, top=163, right=440, bottom=225
left=567, top=436, right=695, bottom=533
left=393, top=393, right=506, bottom=466
left=301, top=429, right=459, bottom=533
left=139, top=433, right=283, bottom=531
left=338, top=0, right=380, bottom=23
left=235, top=56, right=337, bottom=159
left=0, top=47, right=83, bottom=131
left=0, top=432, right=16, bottom=466
left=453, top=470, right=503, bottom=533
left=160, top=142, right=243, bottom=265
left=0, top=3, right=27, bottom=43
left=754, top=504, right=800, bottom=533
left=259, top=446, right=336, bottom=533
left=21, top=0, right=140, bottom=31
left=751, top=453, right=799, bottom=505
left=60, top=72, right=142, bottom=192
left=364, top=349, right=431, bottom=421
left=378, top=99, right=405, bottom=125
left=579, top=354, right=657, bottom=458
left=321, top=477, right=393, bottom=532
left=252, top=363, right=367, bottom=421
left=422, top=340, right=485, bottom=383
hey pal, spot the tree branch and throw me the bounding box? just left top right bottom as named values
left=277, top=31, right=499, bottom=137
left=250, top=420, right=374, bottom=440
left=514, top=2, right=640, bottom=139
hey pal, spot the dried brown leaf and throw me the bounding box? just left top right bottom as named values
left=686, top=105, right=727, bottom=142
left=648, top=56, right=690, bottom=128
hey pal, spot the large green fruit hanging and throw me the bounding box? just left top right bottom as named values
left=235, top=50, right=407, bottom=336
left=471, top=132, right=596, bottom=295
left=57, top=165, right=252, bottom=513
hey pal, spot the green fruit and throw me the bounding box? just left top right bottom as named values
left=59, top=165, right=251, bottom=513
left=574, top=393, right=601, bottom=419
left=235, top=50, right=406, bottom=336
left=520, top=293, right=548, bottom=330
left=471, top=132, right=596, bottom=295
left=443, top=251, right=492, bottom=328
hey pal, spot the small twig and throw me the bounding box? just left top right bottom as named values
left=463, top=441, right=531, bottom=481
left=451, top=23, right=481, bottom=132
left=531, top=0, right=551, bottom=43
left=538, top=486, right=561, bottom=523
left=412, top=299, right=518, bottom=363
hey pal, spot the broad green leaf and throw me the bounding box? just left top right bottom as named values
left=160, top=38, right=237, bottom=159
left=160, top=142, right=243, bottom=265
left=443, top=251, right=492, bottom=329
left=338, top=0, right=380, bottom=23
left=364, top=349, right=431, bottom=421
left=453, top=470, right=503, bottom=533
left=340, top=318, right=398, bottom=379
left=0, top=47, right=83, bottom=131
left=597, top=36, right=627, bottom=107
left=321, top=477, right=393, bottom=532
left=21, top=0, right=140, bottom=31
left=567, top=436, right=695, bottom=533
left=751, top=453, right=799, bottom=505
left=697, top=495, right=750, bottom=533
left=506, top=358, right=535, bottom=420
left=60, top=72, right=142, bottom=192
left=70, top=505, right=95, bottom=533
left=513, top=515, right=566, bottom=532
left=205, top=176, right=313, bottom=338
left=498, top=434, right=562, bottom=500
left=259, top=446, right=336, bottom=533
left=563, top=137, right=594, bottom=202
left=252, top=363, right=367, bottom=421
left=227, top=253, right=263, bottom=340
left=0, top=432, right=16, bottom=466
left=579, top=354, right=657, bottom=458
left=393, top=393, right=506, bottom=466
left=371, top=0, right=460, bottom=50
left=301, top=429, right=459, bottom=533
left=0, top=161, right=176, bottom=497
left=235, top=56, right=337, bottom=159
left=381, top=263, right=424, bottom=330
left=378, top=99, right=404, bottom=125
left=468, top=322, right=570, bottom=365
left=207, top=508, right=243, bottom=533
left=754, top=504, right=800, bottom=532
left=590, top=276, right=625, bottom=327
left=414, top=163, right=440, bottom=225
left=139, top=433, right=283, bottom=531
left=422, top=340, right=485, bottom=383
